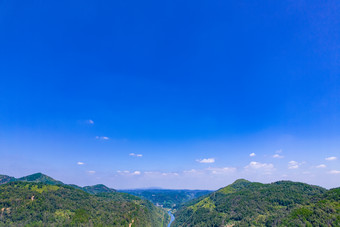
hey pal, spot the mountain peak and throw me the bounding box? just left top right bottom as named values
left=83, top=184, right=116, bottom=194
left=218, top=179, right=252, bottom=194
left=232, top=179, right=251, bottom=185
left=17, top=173, right=63, bottom=185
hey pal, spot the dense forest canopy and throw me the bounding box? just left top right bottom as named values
left=173, top=179, right=340, bottom=226
left=0, top=174, right=169, bottom=227
left=1, top=173, right=340, bottom=226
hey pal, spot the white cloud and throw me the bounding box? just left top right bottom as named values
left=144, top=171, right=180, bottom=177
left=273, top=154, right=284, bottom=159
left=77, top=162, right=85, bottom=165
left=288, top=160, right=300, bottom=169
left=197, top=158, right=215, bottom=164
left=88, top=170, right=96, bottom=174
left=117, top=170, right=142, bottom=176
left=245, top=161, right=274, bottom=170
left=86, top=119, right=94, bottom=124
left=117, top=170, right=130, bottom=174
left=129, top=153, right=143, bottom=158
left=329, top=170, right=340, bottom=174
left=132, top=171, right=141, bottom=175
left=316, top=164, right=326, bottom=168
left=95, top=136, right=109, bottom=140
left=207, top=167, right=236, bottom=175
left=325, top=156, right=337, bottom=161
left=183, top=169, right=198, bottom=174
left=249, top=153, right=256, bottom=157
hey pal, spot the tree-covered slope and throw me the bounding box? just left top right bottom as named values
left=173, top=180, right=339, bottom=226
left=17, top=173, right=64, bottom=185
left=120, top=189, right=212, bottom=209
left=0, top=173, right=117, bottom=195
left=0, top=175, right=15, bottom=185
left=83, top=184, right=116, bottom=194
left=0, top=181, right=169, bottom=227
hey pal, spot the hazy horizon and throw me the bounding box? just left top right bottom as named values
left=1, top=0, right=340, bottom=190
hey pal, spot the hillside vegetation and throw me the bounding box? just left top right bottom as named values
left=0, top=173, right=116, bottom=195
left=0, top=174, right=169, bottom=227
left=173, top=179, right=340, bottom=226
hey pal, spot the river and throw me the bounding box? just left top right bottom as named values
left=167, top=210, right=175, bottom=227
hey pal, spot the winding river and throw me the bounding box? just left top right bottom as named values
left=167, top=210, right=175, bottom=227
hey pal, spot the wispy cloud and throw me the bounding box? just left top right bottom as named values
left=95, top=136, right=109, bottom=140
left=144, top=171, right=179, bottom=177
left=77, top=162, right=85, bottom=165
left=249, top=153, right=256, bottom=157
left=196, top=158, right=215, bottom=163
left=129, top=153, right=143, bottom=158
left=207, top=167, right=236, bottom=175
left=288, top=160, right=304, bottom=169
left=132, top=171, right=141, bottom=175
left=316, top=164, right=326, bottom=168
left=273, top=150, right=284, bottom=158
left=86, top=119, right=94, bottom=124
left=328, top=170, right=340, bottom=174
left=88, top=170, right=96, bottom=174
left=273, top=154, right=284, bottom=159
left=325, top=156, right=337, bottom=161
left=117, top=170, right=141, bottom=176
left=245, top=161, right=274, bottom=171
left=183, top=169, right=198, bottom=174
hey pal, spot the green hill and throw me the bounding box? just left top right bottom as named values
left=173, top=179, right=340, bottom=226
left=1, top=173, right=116, bottom=195
left=0, top=175, right=15, bottom=185
left=83, top=184, right=116, bottom=194
left=17, top=173, right=64, bottom=185
left=0, top=181, right=169, bottom=227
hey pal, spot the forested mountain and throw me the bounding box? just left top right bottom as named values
left=0, top=173, right=169, bottom=226
left=17, top=173, right=64, bottom=185
left=0, top=173, right=117, bottom=195
left=173, top=179, right=340, bottom=226
left=2, top=174, right=339, bottom=226
left=0, top=181, right=169, bottom=226
left=83, top=184, right=116, bottom=194
left=120, top=189, right=212, bottom=209
left=0, top=175, right=15, bottom=185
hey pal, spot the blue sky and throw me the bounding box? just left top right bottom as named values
left=0, top=0, right=340, bottom=189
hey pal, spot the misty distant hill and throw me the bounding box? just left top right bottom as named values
left=120, top=188, right=212, bottom=209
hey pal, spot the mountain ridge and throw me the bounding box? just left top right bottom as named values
left=0, top=181, right=169, bottom=226
left=0, top=173, right=117, bottom=195
left=173, top=179, right=339, bottom=226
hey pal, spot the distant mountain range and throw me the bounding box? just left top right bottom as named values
left=172, top=179, right=340, bottom=226
left=1, top=173, right=339, bottom=226
left=120, top=189, right=212, bottom=209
